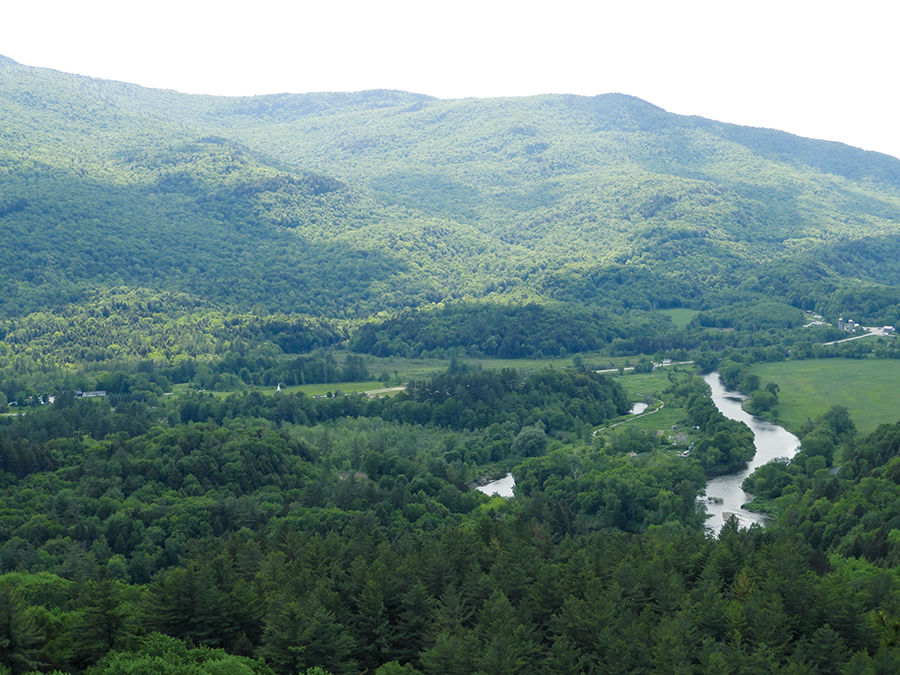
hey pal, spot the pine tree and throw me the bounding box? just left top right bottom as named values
left=0, top=582, right=45, bottom=674
left=74, top=578, right=130, bottom=666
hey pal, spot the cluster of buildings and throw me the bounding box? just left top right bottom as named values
left=837, top=317, right=861, bottom=333
left=836, top=318, right=895, bottom=336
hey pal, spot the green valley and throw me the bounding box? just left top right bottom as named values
left=750, top=358, right=900, bottom=435
left=4, top=53, right=900, bottom=674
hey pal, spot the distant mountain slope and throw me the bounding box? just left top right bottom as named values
left=0, top=58, right=529, bottom=317
left=2, top=54, right=900, bottom=322
left=225, top=92, right=900, bottom=268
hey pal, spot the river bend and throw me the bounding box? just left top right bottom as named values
left=702, top=372, right=800, bottom=534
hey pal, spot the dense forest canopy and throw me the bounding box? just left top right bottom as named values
left=3, top=367, right=900, bottom=673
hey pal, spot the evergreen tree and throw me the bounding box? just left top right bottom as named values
left=0, top=581, right=45, bottom=674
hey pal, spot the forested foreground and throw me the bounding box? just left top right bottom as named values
left=8, top=52, right=900, bottom=675
left=1, top=368, right=900, bottom=673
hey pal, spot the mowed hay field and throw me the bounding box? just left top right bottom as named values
left=750, top=358, right=900, bottom=435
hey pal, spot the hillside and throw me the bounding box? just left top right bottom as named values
left=7, top=55, right=900, bottom=674
left=3, top=53, right=900, bottom=366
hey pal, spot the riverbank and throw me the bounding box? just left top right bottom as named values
left=750, top=358, right=900, bottom=435
left=702, top=372, right=800, bottom=534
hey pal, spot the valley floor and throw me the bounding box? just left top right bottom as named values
left=750, top=357, right=900, bottom=435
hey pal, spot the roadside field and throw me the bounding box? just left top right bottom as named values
left=167, top=354, right=683, bottom=400
left=750, top=358, right=900, bottom=435
left=354, top=352, right=637, bottom=381
left=593, top=366, right=696, bottom=439
left=615, top=369, right=681, bottom=400
left=171, top=381, right=386, bottom=398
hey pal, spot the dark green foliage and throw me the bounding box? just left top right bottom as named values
left=1, top=379, right=900, bottom=670
left=258, top=601, right=355, bottom=675
left=509, top=425, right=548, bottom=458
left=4, top=55, right=900, bottom=354
left=5, top=55, right=900, bottom=674
left=745, top=382, right=779, bottom=416
left=742, top=459, right=794, bottom=500
left=694, top=301, right=807, bottom=331
left=350, top=302, right=619, bottom=358
left=402, top=368, right=629, bottom=433
left=675, top=381, right=756, bottom=473
left=0, top=579, right=45, bottom=674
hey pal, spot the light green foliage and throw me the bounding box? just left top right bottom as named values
left=660, top=308, right=700, bottom=329
left=5, top=55, right=900, bottom=675
left=4, top=56, right=900, bottom=339
left=751, top=358, right=900, bottom=434
left=86, top=633, right=273, bottom=674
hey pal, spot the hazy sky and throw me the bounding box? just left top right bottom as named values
left=3, top=0, right=899, bottom=158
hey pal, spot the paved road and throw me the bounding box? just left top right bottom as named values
left=822, top=328, right=884, bottom=346
left=595, top=360, right=694, bottom=374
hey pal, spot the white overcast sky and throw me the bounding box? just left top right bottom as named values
left=3, top=0, right=899, bottom=159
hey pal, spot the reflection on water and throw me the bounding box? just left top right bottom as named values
left=702, top=372, right=800, bottom=535
left=475, top=473, right=515, bottom=498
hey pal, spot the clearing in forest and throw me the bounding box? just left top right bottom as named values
left=750, top=358, right=900, bottom=435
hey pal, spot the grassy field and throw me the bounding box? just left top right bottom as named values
left=593, top=367, right=694, bottom=438
left=172, top=381, right=388, bottom=398
left=355, top=351, right=638, bottom=381
left=615, top=369, right=682, bottom=400
left=660, top=308, right=700, bottom=329
left=167, top=355, right=684, bottom=400
left=606, top=405, right=684, bottom=435
left=751, top=358, right=900, bottom=435
left=283, top=381, right=386, bottom=396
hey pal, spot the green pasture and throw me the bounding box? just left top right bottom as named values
left=355, top=351, right=636, bottom=381
left=605, top=405, right=683, bottom=435
left=171, top=381, right=386, bottom=399
left=750, top=358, right=900, bottom=435
left=615, top=369, right=682, bottom=400
left=660, top=308, right=700, bottom=329
left=593, top=367, right=697, bottom=438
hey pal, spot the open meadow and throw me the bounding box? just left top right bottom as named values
left=659, top=308, right=700, bottom=329
left=751, top=358, right=900, bottom=435
left=594, top=366, right=694, bottom=438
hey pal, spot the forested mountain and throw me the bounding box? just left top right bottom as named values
left=3, top=53, right=900, bottom=329
left=7, top=55, right=900, bottom=673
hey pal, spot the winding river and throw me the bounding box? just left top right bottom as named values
left=475, top=373, right=800, bottom=532
left=702, top=372, right=800, bottom=534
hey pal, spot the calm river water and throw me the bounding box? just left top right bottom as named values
left=702, top=372, right=800, bottom=534
left=475, top=473, right=516, bottom=498
left=474, top=374, right=799, bottom=531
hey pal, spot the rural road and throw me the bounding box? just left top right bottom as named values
left=822, top=327, right=885, bottom=346
left=593, top=400, right=665, bottom=436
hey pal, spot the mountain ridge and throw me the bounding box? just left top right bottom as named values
left=4, top=53, right=897, bottom=164
left=2, top=55, right=900, bottom=328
